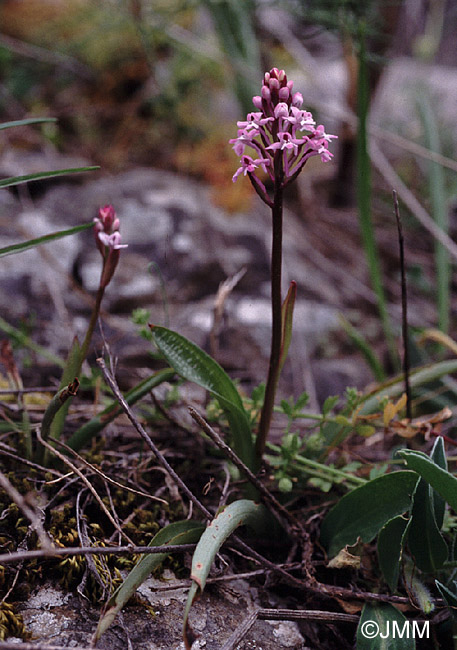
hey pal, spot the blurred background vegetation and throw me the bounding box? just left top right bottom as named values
left=1, top=0, right=455, bottom=210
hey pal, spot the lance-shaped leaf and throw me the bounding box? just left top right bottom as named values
left=320, top=471, right=417, bottom=558
left=94, top=520, right=204, bottom=642
left=0, top=166, right=99, bottom=188
left=150, top=325, right=255, bottom=469
left=183, top=500, right=268, bottom=649
left=0, top=222, right=94, bottom=259
left=357, top=602, right=415, bottom=650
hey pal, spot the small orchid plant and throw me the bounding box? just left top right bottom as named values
left=231, top=68, right=337, bottom=457
left=79, top=205, right=127, bottom=366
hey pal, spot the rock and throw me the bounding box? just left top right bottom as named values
left=15, top=580, right=301, bottom=649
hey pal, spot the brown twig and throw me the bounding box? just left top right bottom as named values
left=0, top=543, right=198, bottom=565
left=393, top=189, right=412, bottom=419
left=221, top=608, right=360, bottom=650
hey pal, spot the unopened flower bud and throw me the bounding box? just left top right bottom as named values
left=279, top=87, right=290, bottom=101
left=292, top=92, right=303, bottom=107
left=252, top=95, right=263, bottom=109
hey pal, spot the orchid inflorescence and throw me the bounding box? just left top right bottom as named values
left=93, top=204, right=127, bottom=289
left=230, top=68, right=337, bottom=206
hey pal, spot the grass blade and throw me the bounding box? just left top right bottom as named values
left=0, top=222, right=93, bottom=258
left=0, top=117, right=57, bottom=130
left=417, top=92, right=449, bottom=333
left=356, top=23, right=397, bottom=368
left=0, top=166, right=99, bottom=188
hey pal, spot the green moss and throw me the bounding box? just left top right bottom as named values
left=0, top=602, right=28, bottom=641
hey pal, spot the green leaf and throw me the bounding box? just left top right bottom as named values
left=0, top=166, right=99, bottom=188
left=407, top=438, right=448, bottom=573
left=320, top=471, right=417, bottom=557
left=150, top=325, right=255, bottom=469
left=278, top=281, right=296, bottom=376
left=66, top=368, right=176, bottom=451
left=357, top=603, right=416, bottom=649
left=0, top=117, right=57, bottom=130
left=94, top=520, right=204, bottom=642
left=377, top=515, right=410, bottom=592
left=183, top=500, right=267, bottom=649
left=46, top=336, right=83, bottom=461
left=398, top=449, right=457, bottom=512
left=0, top=222, right=94, bottom=259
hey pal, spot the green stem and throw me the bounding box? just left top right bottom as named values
left=256, top=172, right=284, bottom=458
left=78, top=284, right=105, bottom=372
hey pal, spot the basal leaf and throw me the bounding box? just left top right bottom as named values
left=94, top=520, right=204, bottom=642
left=357, top=603, right=416, bottom=649
left=183, top=500, right=267, bottom=649
left=320, top=471, right=417, bottom=558
left=150, top=325, right=255, bottom=468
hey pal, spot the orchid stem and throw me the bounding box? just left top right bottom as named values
left=256, top=175, right=284, bottom=458
left=79, top=283, right=105, bottom=372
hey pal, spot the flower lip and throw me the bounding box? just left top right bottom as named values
left=98, top=231, right=128, bottom=250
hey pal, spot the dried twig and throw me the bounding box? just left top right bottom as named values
left=0, top=543, right=198, bottom=565
left=221, top=608, right=359, bottom=650
left=210, top=267, right=246, bottom=357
